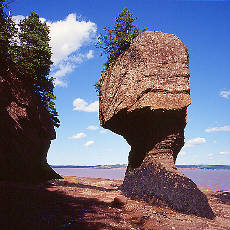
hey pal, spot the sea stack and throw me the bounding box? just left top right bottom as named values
left=0, top=71, right=62, bottom=183
left=99, top=31, right=215, bottom=218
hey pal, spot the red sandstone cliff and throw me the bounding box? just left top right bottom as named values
left=0, top=70, right=61, bottom=182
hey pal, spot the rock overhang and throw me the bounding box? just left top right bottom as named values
left=99, top=31, right=191, bottom=128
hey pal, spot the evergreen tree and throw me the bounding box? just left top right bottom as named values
left=15, top=12, right=59, bottom=127
left=0, top=0, right=8, bottom=64
left=95, top=7, right=147, bottom=93
left=0, top=0, right=16, bottom=72
left=0, top=3, right=59, bottom=127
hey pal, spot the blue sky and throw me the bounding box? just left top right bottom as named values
left=10, top=0, right=230, bottom=165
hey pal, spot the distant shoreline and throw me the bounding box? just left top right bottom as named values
left=178, top=168, right=230, bottom=170
left=51, top=165, right=230, bottom=170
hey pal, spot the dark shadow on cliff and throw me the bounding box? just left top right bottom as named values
left=54, top=180, right=118, bottom=192
left=0, top=181, right=123, bottom=230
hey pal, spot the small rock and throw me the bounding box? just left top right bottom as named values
left=111, top=196, right=127, bottom=208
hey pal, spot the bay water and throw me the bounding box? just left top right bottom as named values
left=53, top=168, right=230, bottom=191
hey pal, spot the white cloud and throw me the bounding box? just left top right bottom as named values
left=13, top=13, right=97, bottom=87
left=73, top=98, right=99, bottom=112
left=48, top=14, right=97, bottom=86
left=179, top=151, right=186, bottom=156
left=12, top=15, right=25, bottom=24
left=86, top=50, right=94, bottom=59
left=184, top=137, right=206, bottom=148
left=52, top=63, right=75, bottom=87
left=48, top=14, right=96, bottom=65
left=87, top=125, right=98, bottom=130
left=100, top=129, right=107, bottom=134
left=84, top=140, right=94, bottom=147
left=205, top=125, right=230, bottom=133
left=70, top=132, right=86, bottom=139
left=220, top=90, right=230, bottom=99
left=40, top=17, right=46, bottom=23
left=219, top=151, right=229, bottom=155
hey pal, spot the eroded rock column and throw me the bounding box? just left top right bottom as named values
left=120, top=109, right=214, bottom=219
left=99, top=31, right=214, bottom=218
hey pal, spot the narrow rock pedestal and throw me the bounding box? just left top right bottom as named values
left=119, top=109, right=214, bottom=219
left=99, top=31, right=215, bottom=218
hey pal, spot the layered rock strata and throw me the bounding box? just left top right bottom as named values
left=0, top=71, right=62, bottom=183
left=99, top=31, right=214, bottom=218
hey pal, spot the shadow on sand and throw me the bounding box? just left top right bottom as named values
left=0, top=181, right=123, bottom=230
left=55, top=180, right=118, bottom=192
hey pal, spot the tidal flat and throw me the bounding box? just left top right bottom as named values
left=0, top=176, right=230, bottom=229
left=54, top=168, right=230, bottom=191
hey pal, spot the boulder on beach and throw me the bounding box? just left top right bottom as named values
left=99, top=31, right=215, bottom=219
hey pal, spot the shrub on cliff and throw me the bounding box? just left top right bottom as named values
left=95, top=7, right=147, bottom=93
left=0, top=1, right=59, bottom=127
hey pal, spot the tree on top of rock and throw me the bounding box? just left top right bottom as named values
left=95, top=7, right=147, bottom=92
left=0, top=1, right=59, bottom=127
left=15, top=12, right=59, bottom=127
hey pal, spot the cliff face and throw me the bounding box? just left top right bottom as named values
left=99, top=31, right=214, bottom=218
left=0, top=71, right=61, bottom=183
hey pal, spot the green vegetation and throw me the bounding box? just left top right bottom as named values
left=0, top=0, right=16, bottom=72
left=95, top=7, right=147, bottom=93
left=0, top=0, right=59, bottom=127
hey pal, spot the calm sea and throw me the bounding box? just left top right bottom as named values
left=53, top=168, right=230, bottom=191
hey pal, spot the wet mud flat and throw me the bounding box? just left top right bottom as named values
left=0, top=176, right=229, bottom=230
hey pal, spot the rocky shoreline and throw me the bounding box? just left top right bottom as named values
left=1, top=176, right=229, bottom=230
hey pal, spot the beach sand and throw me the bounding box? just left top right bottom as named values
left=0, top=176, right=229, bottom=229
